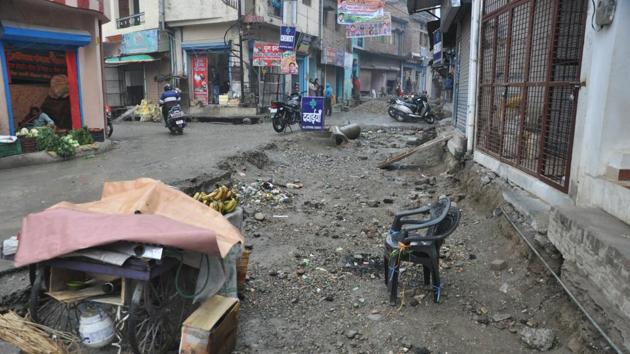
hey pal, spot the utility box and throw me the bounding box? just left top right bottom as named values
left=179, top=295, right=240, bottom=354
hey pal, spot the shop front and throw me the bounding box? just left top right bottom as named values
left=1, top=23, right=91, bottom=134
left=183, top=41, right=233, bottom=106
left=0, top=1, right=109, bottom=136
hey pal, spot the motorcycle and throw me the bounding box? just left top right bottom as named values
left=271, top=92, right=302, bottom=133
left=104, top=105, right=113, bottom=138
left=388, top=93, right=435, bottom=124
left=166, top=104, right=186, bottom=135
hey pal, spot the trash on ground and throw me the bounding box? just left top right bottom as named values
left=179, top=295, right=240, bottom=354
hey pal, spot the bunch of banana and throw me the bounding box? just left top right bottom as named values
left=192, top=185, right=239, bottom=215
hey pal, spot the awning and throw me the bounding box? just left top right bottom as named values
left=105, top=54, right=158, bottom=65
left=0, top=21, right=91, bottom=48
left=407, top=0, right=441, bottom=14
left=182, top=41, right=229, bottom=52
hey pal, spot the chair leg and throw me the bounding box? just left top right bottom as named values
left=431, top=255, right=442, bottom=303
left=383, top=255, right=389, bottom=285
left=423, top=266, right=431, bottom=286
left=388, top=256, right=400, bottom=306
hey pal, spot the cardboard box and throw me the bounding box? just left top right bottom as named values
left=179, top=295, right=240, bottom=354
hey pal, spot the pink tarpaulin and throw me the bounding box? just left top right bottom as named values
left=15, top=178, right=243, bottom=267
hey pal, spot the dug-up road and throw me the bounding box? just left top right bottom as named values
left=226, top=128, right=609, bottom=354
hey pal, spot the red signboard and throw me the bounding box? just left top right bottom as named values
left=192, top=55, right=208, bottom=105
left=253, top=41, right=281, bottom=67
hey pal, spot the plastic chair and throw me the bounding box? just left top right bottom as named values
left=384, top=197, right=461, bottom=305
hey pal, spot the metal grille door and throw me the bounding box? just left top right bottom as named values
left=476, top=0, right=587, bottom=192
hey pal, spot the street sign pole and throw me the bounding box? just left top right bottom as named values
left=238, top=0, right=245, bottom=102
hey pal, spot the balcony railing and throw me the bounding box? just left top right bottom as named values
left=116, top=12, right=145, bottom=29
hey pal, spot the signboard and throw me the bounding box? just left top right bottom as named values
left=253, top=42, right=281, bottom=67
left=433, top=31, right=442, bottom=65
left=345, top=13, right=391, bottom=38
left=281, top=51, right=298, bottom=74
left=296, top=33, right=315, bottom=54
left=122, top=29, right=158, bottom=55
left=279, top=26, right=296, bottom=50
left=321, top=48, right=346, bottom=67
left=192, top=55, right=209, bottom=105
left=5, top=49, right=67, bottom=83
left=337, top=0, right=385, bottom=24
left=301, top=96, right=325, bottom=130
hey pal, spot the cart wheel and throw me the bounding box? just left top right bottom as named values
left=29, top=265, right=81, bottom=335
left=127, top=270, right=195, bottom=354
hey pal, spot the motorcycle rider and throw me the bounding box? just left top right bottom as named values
left=159, top=84, right=181, bottom=126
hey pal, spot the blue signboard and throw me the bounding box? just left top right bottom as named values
left=279, top=26, right=296, bottom=51
left=432, top=30, right=442, bottom=65
left=122, top=29, right=158, bottom=55
left=300, top=96, right=325, bottom=130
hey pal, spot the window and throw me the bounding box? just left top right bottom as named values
left=116, top=0, right=144, bottom=28
left=303, top=0, right=311, bottom=6
left=269, top=0, right=283, bottom=18
left=355, top=38, right=364, bottom=48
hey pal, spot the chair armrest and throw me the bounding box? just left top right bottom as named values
left=391, top=205, right=431, bottom=230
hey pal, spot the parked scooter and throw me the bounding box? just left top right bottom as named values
left=387, top=93, right=435, bottom=124
left=270, top=92, right=302, bottom=133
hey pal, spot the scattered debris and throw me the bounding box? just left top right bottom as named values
left=490, top=259, right=507, bottom=271
left=377, top=133, right=453, bottom=169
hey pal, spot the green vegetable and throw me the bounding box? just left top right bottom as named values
left=35, top=127, right=59, bottom=151
left=69, top=127, right=94, bottom=146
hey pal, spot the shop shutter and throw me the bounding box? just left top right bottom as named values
left=454, top=16, right=470, bottom=134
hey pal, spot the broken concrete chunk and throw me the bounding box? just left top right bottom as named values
left=520, top=327, right=555, bottom=351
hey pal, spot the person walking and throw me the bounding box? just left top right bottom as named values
left=210, top=67, right=221, bottom=104
left=308, top=79, right=317, bottom=96
left=324, top=82, right=333, bottom=116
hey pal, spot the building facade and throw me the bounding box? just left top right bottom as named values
left=0, top=0, right=110, bottom=135
left=412, top=0, right=630, bottom=349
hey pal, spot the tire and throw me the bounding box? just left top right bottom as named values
left=106, top=120, right=113, bottom=138
left=272, top=112, right=287, bottom=133
left=395, top=113, right=405, bottom=122
left=388, top=107, right=397, bottom=119
left=424, top=115, right=435, bottom=124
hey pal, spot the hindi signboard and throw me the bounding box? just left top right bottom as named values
left=433, top=31, right=442, bottom=65
left=253, top=41, right=281, bottom=67
left=121, top=29, right=159, bottom=54
left=345, top=13, right=391, bottom=38
left=279, top=26, right=296, bottom=50
left=192, top=55, right=209, bottom=105
left=337, top=0, right=385, bottom=24
left=300, top=96, right=325, bottom=130
left=281, top=51, right=299, bottom=75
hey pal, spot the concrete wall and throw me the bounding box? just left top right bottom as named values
left=569, top=0, right=630, bottom=224
left=548, top=207, right=630, bottom=351
left=164, top=0, right=237, bottom=25
left=0, top=1, right=106, bottom=132
left=102, top=0, right=160, bottom=37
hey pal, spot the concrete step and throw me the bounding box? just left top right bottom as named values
left=548, top=206, right=630, bottom=351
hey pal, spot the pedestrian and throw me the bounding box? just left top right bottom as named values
left=314, top=78, right=323, bottom=96
left=210, top=66, right=220, bottom=104
left=19, top=106, right=55, bottom=129
left=405, top=76, right=412, bottom=95
left=308, top=78, right=317, bottom=96
left=324, top=82, right=333, bottom=116
left=443, top=74, right=453, bottom=102
left=352, top=74, right=361, bottom=101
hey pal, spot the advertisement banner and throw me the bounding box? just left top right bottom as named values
left=281, top=51, right=299, bottom=75
left=253, top=41, right=281, bottom=67
left=279, top=26, right=297, bottom=50
left=345, top=13, right=392, bottom=38
left=337, top=0, right=385, bottom=24
left=192, top=55, right=209, bottom=105
left=301, top=96, right=325, bottom=130
left=121, top=29, right=158, bottom=54
left=335, top=51, right=345, bottom=67
left=344, top=52, right=354, bottom=68
left=321, top=47, right=336, bottom=65
left=433, top=31, right=442, bottom=65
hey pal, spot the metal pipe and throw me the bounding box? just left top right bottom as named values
left=466, top=0, right=481, bottom=152
left=500, top=206, right=624, bottom=354
left=237, top=0, right=245, bottom=102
